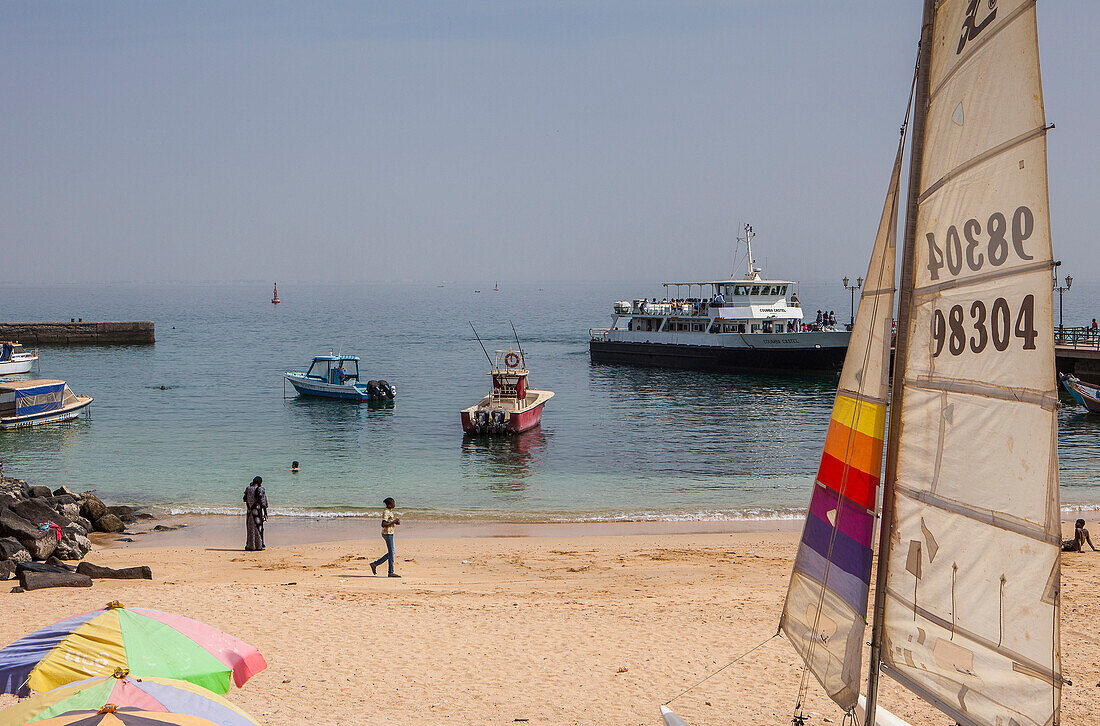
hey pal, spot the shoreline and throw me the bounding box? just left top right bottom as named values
left=103, top=513, right=806, bottom=549
left=103, top=507, right=1100, bottom=549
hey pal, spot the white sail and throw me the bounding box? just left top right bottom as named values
left=880, top=2, right=1061, bottom=725
left=779, top=135, right=901, bottom=710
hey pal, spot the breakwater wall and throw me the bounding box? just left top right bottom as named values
left=0, top=321, right=155, bottom=345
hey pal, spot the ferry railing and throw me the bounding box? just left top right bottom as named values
left=590, top=328, right=610, bottom=341
left=1055, top=327, right=1100, bottom=350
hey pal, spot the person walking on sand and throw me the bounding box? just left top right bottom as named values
left=370, top=497, right=401, bottom=577
left=243, top=476, right=268, bottom=551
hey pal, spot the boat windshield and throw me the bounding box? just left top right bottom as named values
left=307, top=359, right=332, bottom=379
left=338, top=359, right=359, bottom=380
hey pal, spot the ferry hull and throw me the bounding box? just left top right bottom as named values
left=589, top=339, right=848, bottom=374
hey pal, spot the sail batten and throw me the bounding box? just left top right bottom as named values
left=928, top=0, right=1038, bottom=102
left=918, top=124, right=1049, bottom=203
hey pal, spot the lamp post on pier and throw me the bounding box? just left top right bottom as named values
left=842, top=276, right=863, bottom=330
left=1054, top=271, right=1072, bottom=334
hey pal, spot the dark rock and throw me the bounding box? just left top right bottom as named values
left=46, top=556, right=76, bottom=571
left=94, top=513, right=125, bottom=533
left=72, top=515, right=93, bottom=532
left=56, top=502, right=81, bottom=521
left=0, top=493, right=20, bottom=509
left=19, top=535, right=57, bottom=561
left=80, top=493, right=108, bottom=521
left=16, top=560, right=72, bottom=575
left=153, top=525, right=180, bottom=532
left=26, top=485, right=52, bottom=499
left=20, top=570, right=92, bottom=590
left=77, top=562, right=152, bottom=580
left=54, top=534, right=91, bottom=560
left=46, top=495, right=77, bottom=506
left=133, top=511, right=156, bottom=520
left=0, top=508, right=41, bottom=541
left=0, top=560, right=13, bottom=580
left=53, top=486, right=78, bottom=498
left=63, top=522, right=88, bottom=537
left=10, top=499, right=72, bottom=528
left=0, top=537, right=30, bottom=562
left=115, top=537, right=134, bottom=543
left=10, top=586, right=24, bottom=593
left=108, top=505, right=135, bottom=517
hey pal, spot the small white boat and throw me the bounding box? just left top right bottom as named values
left=284, top=355, right=396, bottom=402
left=0, top=379, right=92, bottom=429
left=0, top=342, right=38, bottom=376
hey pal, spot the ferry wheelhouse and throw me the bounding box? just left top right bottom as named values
left=589, top=227, right=850, bottom=374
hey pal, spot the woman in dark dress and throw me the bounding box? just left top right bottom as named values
left=244, top=476, right=268, bottom=551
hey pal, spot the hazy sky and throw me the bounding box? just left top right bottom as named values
left=3, top=2, right=1097, bottom=284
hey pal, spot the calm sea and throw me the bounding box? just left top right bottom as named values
left=1, top=281, right=1098, bottom=521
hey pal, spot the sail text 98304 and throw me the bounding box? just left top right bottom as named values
left=879, top=2, right=1061, bottom=725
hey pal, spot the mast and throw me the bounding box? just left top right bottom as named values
left=864, top=0, right=935, bottom=721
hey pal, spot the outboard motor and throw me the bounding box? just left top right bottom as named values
left=377, top=379, right=396, bottom=399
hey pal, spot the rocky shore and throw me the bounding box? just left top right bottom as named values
left=0, top=469, right=154, bottom=576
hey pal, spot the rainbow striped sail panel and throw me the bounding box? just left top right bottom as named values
left=779, top=136, right=902, bottom=711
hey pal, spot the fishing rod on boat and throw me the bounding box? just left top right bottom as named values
left=469, top=321, right=495, bottom=370
left=510, top=321, right=526, bottom=369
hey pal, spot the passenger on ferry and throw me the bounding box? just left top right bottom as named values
left=816, top=310, right=823, bottom=326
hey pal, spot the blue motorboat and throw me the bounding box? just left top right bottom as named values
left=284, top=355, right=395, bottom=402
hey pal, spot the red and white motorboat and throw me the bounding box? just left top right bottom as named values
left=461, top=348, right=554, bottom=435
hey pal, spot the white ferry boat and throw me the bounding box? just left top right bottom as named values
left=589, top=227, right=851, bottom=374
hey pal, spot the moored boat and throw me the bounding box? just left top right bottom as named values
left=0, top=379, right=92, bottom=429
left=1060, top=373, right=1100, bottom=413
left=0, top=342, right=38, bottom=376
left=460, top=348, right=553, bottom=435
left=284, top=355, right=395, bottom=402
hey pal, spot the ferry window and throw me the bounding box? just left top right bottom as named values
left=750, top=286, right=760, bottom=295
left=780, top=285, right=788, bottom=295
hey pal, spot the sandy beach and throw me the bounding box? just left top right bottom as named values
left=3, top=518, right=1098, bottom=725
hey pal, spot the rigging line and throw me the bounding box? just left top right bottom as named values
left=792, top=34, right=919, bottom=708
left=794, top=130, right=902, bottom=709
left=664, top=632, right=780, bottom=706
left=792, top=39, right=918, bottom=714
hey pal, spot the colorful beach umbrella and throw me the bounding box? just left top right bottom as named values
left=0, top=669, right=259, bottom=726
left=0, top=603, right=267, bottom=697
left=30, top=705, right=221, bottom=726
